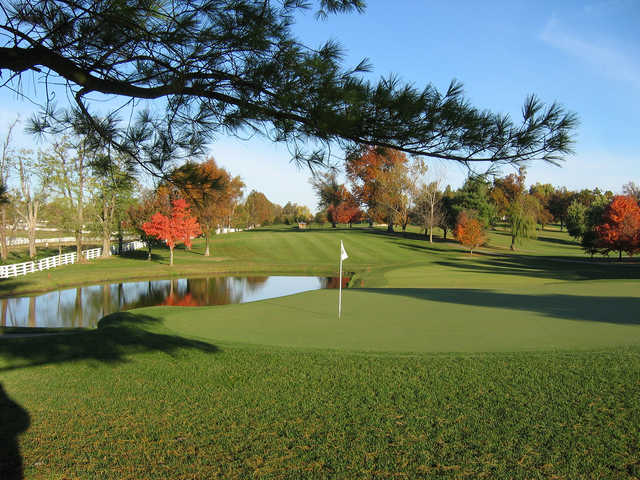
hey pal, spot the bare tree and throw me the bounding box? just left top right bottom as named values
left=42, top=138, right=95, bottom=262
left=411, top=167, right=445, bottom=242
left=14, top=149, right=47, bottom=258
left=0, top=118, right=18, bottom=260
left=623, top=182, right=640, bottom=203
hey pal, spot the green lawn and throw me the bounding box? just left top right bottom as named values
left=1, top=225, right=640, bottom=478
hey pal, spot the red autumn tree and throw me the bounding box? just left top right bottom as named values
left=327, top=190, right=363, bottom=228
left=142, top=198, right=202, bottom=266
left=455, top=211, right=487, bottom=255
left=595, top=195, right=640, bottom=261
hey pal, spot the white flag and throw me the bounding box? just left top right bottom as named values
left=340, top=241, right=348, bottom=261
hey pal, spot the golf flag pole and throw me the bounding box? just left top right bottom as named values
left=339, top=240, right=348, bottom=319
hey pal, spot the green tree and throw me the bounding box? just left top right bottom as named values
left=5, top=1, right=576, bottom=174
left=245, top=191, right=276, bottom=227
left=548, top=187, right=573, bottom=230
left=508, top=194, right=538, bottom=250
left=438, top=187, right=457, bottom=240
left=566, top=200, right=587, bottom=240
left=90, top=151, right=137, bottom=257
left=41, top=136, right=97, bottom=261
left=454, top=176, right=496, bottom=227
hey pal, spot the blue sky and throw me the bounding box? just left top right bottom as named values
left=2, top=0, right=639, bottom=211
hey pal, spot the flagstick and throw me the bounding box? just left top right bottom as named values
left=338, top=253, right=343, bottom=319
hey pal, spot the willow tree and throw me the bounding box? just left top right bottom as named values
left=508, top=195, right=539, bottom=251
left=1, top=1, right=576, bottom=175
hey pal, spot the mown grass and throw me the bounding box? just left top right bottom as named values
left=2, top=223, right=636, bottom=298
left=1, top=224, right=640, bottom=478
left=1, top=316, right=639, bottom=478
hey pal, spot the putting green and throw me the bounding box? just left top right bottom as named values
left=138, top=281, right=640, bottom=353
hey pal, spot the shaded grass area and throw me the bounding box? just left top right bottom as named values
left=1, top=318, right=639, bottom=479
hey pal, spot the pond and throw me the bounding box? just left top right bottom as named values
left=0, top=276, right=348, bottom=329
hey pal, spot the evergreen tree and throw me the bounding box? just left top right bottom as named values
left=3, top=1, right=577, bottom=174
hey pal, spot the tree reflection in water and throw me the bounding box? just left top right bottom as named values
left=1, top=276, right=346, bottom=329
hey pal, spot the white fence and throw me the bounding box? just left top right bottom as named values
left=8, top=236, right=137, bottom=246
left=0, top=240, right=145, bottom=279
left=111, top=240, right=146, bottom=254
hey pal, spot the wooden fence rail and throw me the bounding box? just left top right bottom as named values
left=0, top=241, right=145, bottom=279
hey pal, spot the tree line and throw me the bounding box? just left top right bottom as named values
left=310, top=147, right=640, bottom=259
left=0, top=120, right=318, bottom=263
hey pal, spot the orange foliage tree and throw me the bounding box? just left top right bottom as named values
left=142, top=198, right=201, bottom=266
left=345, top=146, right=407, bottom=230
left=455, top=211, right=487, bottom=255
left=172, top=158, right=244, bottom=256
left=595, top=195, right=640, bottom=260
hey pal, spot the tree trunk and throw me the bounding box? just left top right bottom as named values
left=429, top=203, right=434, bottom=243
left=331, top=222, right=336, bottom=228
left=0, top=208, right=7, bottom=261
left=75, top=231, right=83, bottom=262
left=147, top=245, right=152, bottom=261
left=619, top=249, right=623, bottom=261
left=510, top=235, right=516, bottom=251
left=368, top=220, right=373, bottom=227
left=76, top=157, right=86, bottom=263
left=443, top=228, right=447, bottom=240
left=204, top=232, right=211, bottom=256
left=386, top=221, right=394, bottom=233
left=24, top=199, right=39, bottom=259
left=100, top=200, right=114, bottom=258
left=169, top=246, right=174, bottom=266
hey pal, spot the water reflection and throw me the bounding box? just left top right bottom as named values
left=1, top=276, right=344, bottom=329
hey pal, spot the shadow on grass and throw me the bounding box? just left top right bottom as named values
left=118, top=250, right=163, bottom=261
left=0, top=312, right=219, bottom=372
left=0, top=383, right=28, bottom=480
left=0, top=279, right=29, bottom=298
left=536, top=235, right=580, bottom=247
left=433, top=253, right=640, bottom=281
left=361, top=288, right=640, bottom=325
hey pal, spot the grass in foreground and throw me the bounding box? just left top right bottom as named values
left=1, top=315, right=639, bottom=479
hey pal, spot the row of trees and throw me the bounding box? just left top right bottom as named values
left=0, top=115, right=320, bottom=264
left=455, top=193, right=640, bottom=260
left=310, top=146, right=639, bottom=258
left=0, top=121, right=136, bottom=262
